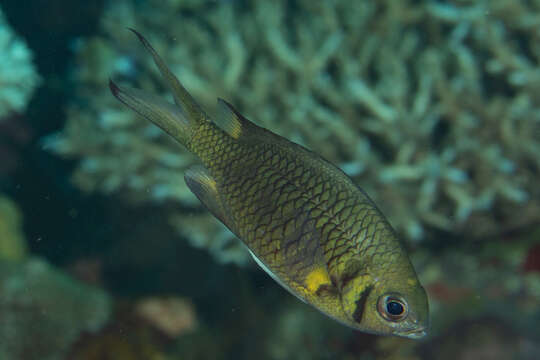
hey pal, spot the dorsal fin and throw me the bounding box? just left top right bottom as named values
left=184, top=165, right=235, bottom=230
left=215, top=98, right=263, bottom=140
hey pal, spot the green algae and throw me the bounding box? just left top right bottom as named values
left=0, top=195, right=27, bottom=261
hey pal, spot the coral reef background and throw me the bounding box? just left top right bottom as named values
left=0, top=0, right=539, bottom=359
left=0, top=6, right=40, bottom=119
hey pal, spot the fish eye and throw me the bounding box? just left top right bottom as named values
left=387, top=301, right=404, bottom=315
left=377, top=294, right=408, bottom=322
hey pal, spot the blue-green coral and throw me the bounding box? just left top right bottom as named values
left=0, top=257, right=111, bottom=360
left=0, top=5, right=40, bottom=118
left=0, top=196, right=112, bottom=360
left=46, top=0, right=540, bottom=266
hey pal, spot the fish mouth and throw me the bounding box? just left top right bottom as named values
left=398, top=327, right=428, bottom=339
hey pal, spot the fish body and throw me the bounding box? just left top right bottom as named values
left=110, top=30, right=429, bottom=339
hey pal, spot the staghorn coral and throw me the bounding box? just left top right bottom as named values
left=46, top=0, right=540, bottom=267
left=169, top=211, right=249, bottom=265
left=0, top=4, right=40, bottom=119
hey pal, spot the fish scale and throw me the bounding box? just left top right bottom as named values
left=219, top=140, right=378, bottom=281
left=198, top=121, right=400, bottom=287
left=110, top=30, right=429, bottom=338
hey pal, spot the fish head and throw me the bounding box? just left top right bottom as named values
left=339, top=259, right=429, bottom=339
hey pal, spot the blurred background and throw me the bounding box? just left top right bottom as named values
left=0, top=0, right=539, bottom=359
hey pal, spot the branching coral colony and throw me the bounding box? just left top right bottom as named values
left=46, top=0, right=540, bottom=264
left=0, top=5, right=40, bottom=119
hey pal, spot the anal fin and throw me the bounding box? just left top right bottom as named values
left=246, top=248, right=307, bottom=304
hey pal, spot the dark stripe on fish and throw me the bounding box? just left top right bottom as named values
left=352, top=285, right=374, bottom=324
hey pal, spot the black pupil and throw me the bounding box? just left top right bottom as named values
left=386, top=301, right=404, bottom=316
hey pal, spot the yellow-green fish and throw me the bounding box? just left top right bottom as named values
left=110, top=30, right=429, bottom=339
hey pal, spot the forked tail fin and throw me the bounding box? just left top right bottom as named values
left=109, top=30, right=207, bottom=148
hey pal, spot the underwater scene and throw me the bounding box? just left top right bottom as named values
left=1, top=0, right=539, bottom=359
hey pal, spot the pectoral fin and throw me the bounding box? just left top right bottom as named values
left=184, top=165, right=235, bottom=230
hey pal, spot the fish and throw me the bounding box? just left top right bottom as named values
left=109, top=30, right=429, bottom=339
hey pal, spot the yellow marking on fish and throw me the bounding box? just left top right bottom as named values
left=354, top=274, right=373, bottom=292
left=305, top=267, right=332, bottom=293
left=407, top=278, right=418, bottom=286
left=340, top=274, right=374, bottom=315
